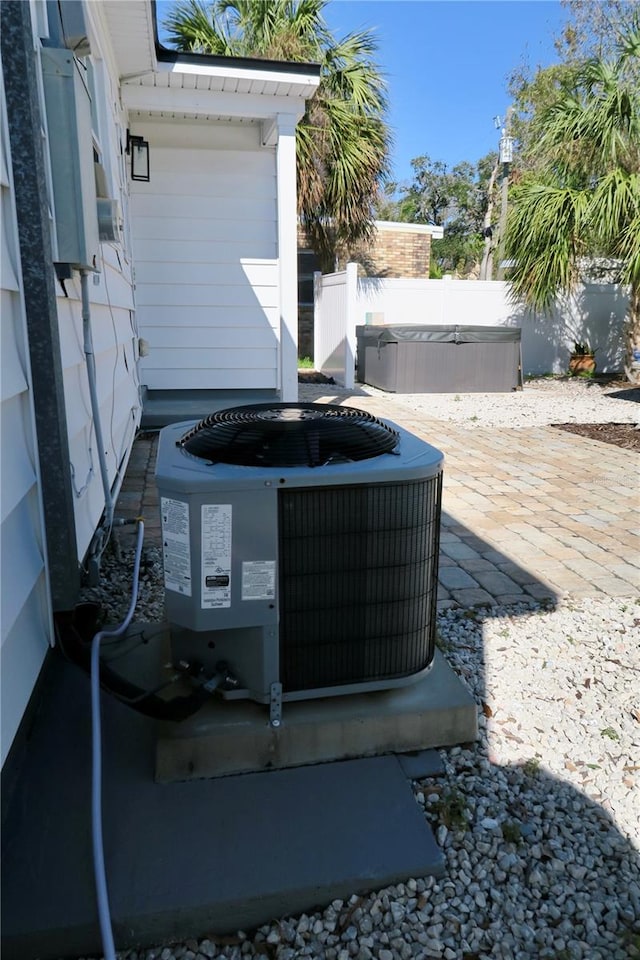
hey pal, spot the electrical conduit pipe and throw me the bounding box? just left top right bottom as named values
left=80, top=269, right=115, bottom=548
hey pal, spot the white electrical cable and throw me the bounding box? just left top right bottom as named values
left=90, top=519, right=145, bottom=960
left=80, top=270, right=119, bottom=563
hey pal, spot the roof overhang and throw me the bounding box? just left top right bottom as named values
left=97, top=0, right=321, bottom=115
left=99, top=1, right=157, bottom=80
left=99, top=1, right=319, bottom=132
left=375, top=221, right=444, bottom=240
left=156, top=46, right=321, bottom=97
left=122, top=55, right=320, bottom=124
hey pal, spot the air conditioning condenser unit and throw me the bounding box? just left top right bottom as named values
left=155, top=403, right=443, bottom=721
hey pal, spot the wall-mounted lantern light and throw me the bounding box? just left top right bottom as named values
left=126, top=130, right=150, bottom=182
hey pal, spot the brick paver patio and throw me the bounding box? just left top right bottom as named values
left=116, top=391, right=640, bottom=609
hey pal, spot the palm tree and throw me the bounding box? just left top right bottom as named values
left=163, top=0, right=390, bottom=272
left=504, top=21, right=640, bottom=382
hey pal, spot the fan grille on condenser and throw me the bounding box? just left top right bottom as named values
left=178, top=403, right=400, bottom=467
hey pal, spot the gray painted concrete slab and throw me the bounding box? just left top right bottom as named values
left=156, top=650, right=478, bottom=781
left=2, top=654, right=446, bottom=960
left=396, top=749, right=445, bottom=780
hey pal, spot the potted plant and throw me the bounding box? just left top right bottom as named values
left=568, top=341, right=597, bottom=376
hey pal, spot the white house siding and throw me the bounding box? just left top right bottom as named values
left=131, top=119, right=280, bottom=391
left=1, top=74, right=52, bottom=766
left=49, top=17, right=141, bottom=559
left=1, top=1, right=143, bottom=766
left=56, top=254, right=140, bottom=558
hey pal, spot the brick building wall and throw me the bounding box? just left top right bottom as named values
left=340, top=222, right=434, bottom=279
left=297, top=221, right=440, bottom=359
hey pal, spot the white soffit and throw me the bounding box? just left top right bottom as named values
left=126, top=110, right=260, bottom=125
left=141, top=59, right=319, bottom=99
left=121, top=58, right=320, bottom=122
left=101, top=0, right=156, bottom=79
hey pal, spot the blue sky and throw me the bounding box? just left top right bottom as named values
left=155, top=0, right=569, bottom=187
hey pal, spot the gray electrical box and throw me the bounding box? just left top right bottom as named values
left=41, top=47, right=99, bottom=270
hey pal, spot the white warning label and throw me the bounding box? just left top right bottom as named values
left=161, top=497, right=192, bottom=596
left=202, top=504, right=232, bottom=608
left=242, top=560, right=276, bottom=600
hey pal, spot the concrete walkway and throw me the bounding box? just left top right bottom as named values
left=117, top=391, right=640, bottom=607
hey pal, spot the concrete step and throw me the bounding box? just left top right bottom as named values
left=141, top=388, right=281, bottom=428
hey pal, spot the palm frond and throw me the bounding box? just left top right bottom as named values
left=163, top=0, right=232, bottom=54
left=163, top=0, right=390, bottom=269
left=508, top=18, right=640, bottom=315
left=505, top=182, right=591, bottom=311
left=609, top=173, right=640, bottom=285
left=590, top=168, right=640, bottom=246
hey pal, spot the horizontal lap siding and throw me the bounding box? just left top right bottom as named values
left=1, top=392, right=38, bottom=524
left=135, top=276, right=278, bottom=308
left=1, top=13, right=142, bottom=766
left=132, top=218, right=276, bottom=244
left=141, top=305, right=280, bottom=328
left=135, top=237, right=272, bottom=261
left=143, top=368, right=277, bottom=390
left=131, top=122, right=279, bottom=391
left=0, top=341, right=50, bottom=672
left=56, top=28, right=141, bottom=559
left=39, top=28, right=141, bottom=560
left=136, top=260, right=278, bottom=288
left=133, top=194, right=276, bottom=223
left=57, top=250, right=140, bottom=559
left=2, top=596, right=52, bottom=766
left=1, top=83, right=51, bottom=766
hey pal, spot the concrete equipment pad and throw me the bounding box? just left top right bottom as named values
left=157, top=649, right=477, bottom=781
left=2, top=653, right=448, bottom=960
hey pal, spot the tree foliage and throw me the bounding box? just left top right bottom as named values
left=509, top=0, right=639, bottom=168
left=382, top=154, right=497, bottom=277
left=505, top=19, right=640, bottom=379
left=556, top=0, right=640, bottom=66
left=163, top=0, right=390, bottom=271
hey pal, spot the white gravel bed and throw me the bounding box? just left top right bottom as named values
left=79, top=548, right=640, bottom=960
left=300, top=376, right=640, bottom=430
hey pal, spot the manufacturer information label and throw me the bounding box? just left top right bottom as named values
left=242, top=560, right=276, bottom=600
left=161, top=497, right=192, bottom=596
left=201, top=504, right=232, bottom=608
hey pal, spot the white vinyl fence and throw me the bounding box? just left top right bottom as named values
left=313, top=263, right=359, bottom=388
left=314, top=271, right=629, bottom=387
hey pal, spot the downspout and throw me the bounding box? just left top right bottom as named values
left=80, top=270, right=115, bottom=556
